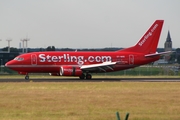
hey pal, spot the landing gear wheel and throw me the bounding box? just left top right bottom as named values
left=25, top=75, right=29, bottom=80
left=79, top=73, right=85, bottom=79
left=86, top=74, right=92, bottom=79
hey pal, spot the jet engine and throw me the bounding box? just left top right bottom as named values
left=60, top=66, right=82, bottom=76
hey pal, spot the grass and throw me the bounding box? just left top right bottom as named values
left=0, top=82, right=180, bottom=120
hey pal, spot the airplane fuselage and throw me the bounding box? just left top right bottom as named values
left=7, top=51, right=159, bottom=73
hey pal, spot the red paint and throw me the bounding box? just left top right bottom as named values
left=5, top=20, right=164, bottom=79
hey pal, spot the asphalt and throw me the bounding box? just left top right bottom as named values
left=0, top=78, right=180, bottom=82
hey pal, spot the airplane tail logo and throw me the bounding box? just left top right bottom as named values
left=119, top=20, right=164, bottom=54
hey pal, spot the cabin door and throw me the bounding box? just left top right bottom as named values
left=31, top=54, right=37, bottom=65
left=129, top=55, right=134, bottom=65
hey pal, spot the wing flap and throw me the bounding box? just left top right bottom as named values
left=80, top=62, right=116, bottom=72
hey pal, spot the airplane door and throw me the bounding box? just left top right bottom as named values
left=129, top=55, right=134, bottom=65
left=31, top=54, right=37, bottom=65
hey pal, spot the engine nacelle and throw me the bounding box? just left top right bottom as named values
left=60, top=66, right=82, bottom=76
left=49, top=73, right=60, bottom=76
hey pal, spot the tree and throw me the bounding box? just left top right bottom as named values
left=46, top=46, right=56, bottom=51
left=176, top=48, right=180, bottom=64
left=1, top=47, right=19, bottom=53
left=51, top=46, right=55, bottom=51
left=39, top=48, right=45, bottom=51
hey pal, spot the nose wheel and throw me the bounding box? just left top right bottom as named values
left=25, top=75, right=29, bottom=80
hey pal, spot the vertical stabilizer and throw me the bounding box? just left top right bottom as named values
left=119, top=20, right=164, bottom=54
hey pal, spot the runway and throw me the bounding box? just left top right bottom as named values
left=0, top=78, right=180, bottom=82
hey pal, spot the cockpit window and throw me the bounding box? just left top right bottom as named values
left=14, top=57, right=24, bottom=61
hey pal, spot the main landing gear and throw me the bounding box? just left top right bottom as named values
left=79, top=73, right=92, bottom=79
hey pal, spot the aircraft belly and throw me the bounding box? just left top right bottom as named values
left=9, top=65, right=60, bottom=73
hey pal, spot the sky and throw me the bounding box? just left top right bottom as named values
left=0, top=0, right=180, bottom=49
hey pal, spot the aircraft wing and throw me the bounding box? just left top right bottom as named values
left=80, top=61, right=116, bottom=72
left=145, top=51, right=174, bottom=57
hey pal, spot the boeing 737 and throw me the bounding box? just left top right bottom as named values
left=5, top=20, right=172, bottom=80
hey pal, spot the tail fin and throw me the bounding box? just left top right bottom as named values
left=119, top=20, right=164, bottom=54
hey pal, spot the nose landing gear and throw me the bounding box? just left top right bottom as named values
left=25, top=75, right=29, bottom=80
left=25, top=73, right=29, bottom=80
left=18, top=72, right=30, bottom=80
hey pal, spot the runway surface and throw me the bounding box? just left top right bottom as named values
left=0, top=78, right=180, bottom=82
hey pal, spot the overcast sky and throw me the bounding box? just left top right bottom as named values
left=0, top=0, right=180, bottom=49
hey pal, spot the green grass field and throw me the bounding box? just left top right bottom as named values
left=0, top=82, right=180, bottom=120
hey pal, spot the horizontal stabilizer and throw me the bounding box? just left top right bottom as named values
left=145, top=51, right=174, bottom=57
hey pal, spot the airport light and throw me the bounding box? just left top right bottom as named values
left=6, top=39, right=12, bottom=53
left=24, top=38, right=30, bottom=53
left=21, top=39, right=25, bottom=53
left=21, top=38, right=30, bottom=53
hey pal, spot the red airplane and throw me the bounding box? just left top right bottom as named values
left=5, top=20, right=172, bottom=80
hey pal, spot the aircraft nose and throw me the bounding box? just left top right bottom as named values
left=5, top=60, right=15, bottom=67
